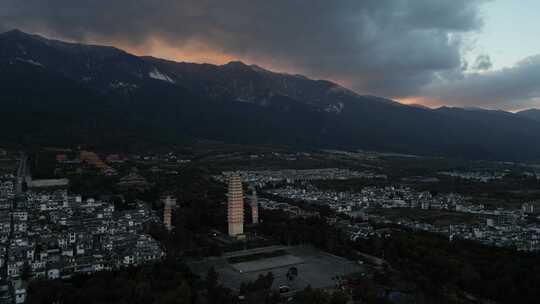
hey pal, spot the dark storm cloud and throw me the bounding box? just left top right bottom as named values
left=424, top=54, right=540, bottom=110
left=0, top=0, right=485, bottom=98
left=472, top=54, right=493, bottom=71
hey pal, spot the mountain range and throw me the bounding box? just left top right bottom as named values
left=1, top=29, right=540, bottom=160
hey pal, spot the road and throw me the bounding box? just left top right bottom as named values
left=15, top=152, right=28, bottom=195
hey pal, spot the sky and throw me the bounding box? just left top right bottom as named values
left=1, top=0, right=539, bottom=111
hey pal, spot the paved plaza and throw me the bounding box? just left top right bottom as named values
left=188, top=245, right=364, bottom=292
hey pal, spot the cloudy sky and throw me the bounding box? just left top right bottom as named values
left=1, top=0, right=539, bottom=111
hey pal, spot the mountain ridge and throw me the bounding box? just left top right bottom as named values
left=2, top=29, right=540, bottom=160
left=516, top=109, right=540, bottom=122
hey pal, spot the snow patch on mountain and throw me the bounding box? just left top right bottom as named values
left=109, top=81, right=138, bottom=90
left=16, top=44, right=27, bottom=55
left=325, top=102, right=344, bottom=114
left=149, top=68, right=175, bottom=83
left=15, top=57, right=43, bottom=67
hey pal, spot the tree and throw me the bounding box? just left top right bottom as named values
left=295, top=286, right=329, bottom=304
left=158, top=281, right=192, bottom=304
left=287, top=267, right=298, bottom=281
left=240, top=272, right=275, bottom=294
left=206, top=267, right=218, bottom=291
left=21, top=263, right=32, bottom=280
left=264, top=272, right=274, bottom=289
left=329, top=291, right=349, bottom=304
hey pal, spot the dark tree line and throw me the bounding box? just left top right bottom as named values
left=27, top=258, right=198, bottom=304
left=354, top=231, right=540, bottom=303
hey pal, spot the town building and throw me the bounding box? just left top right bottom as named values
left=116, top=169, right=151, bottom=192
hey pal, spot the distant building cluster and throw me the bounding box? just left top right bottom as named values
left=217, top=168, right=385, bottom=188
left=437, top=171, right=507, bottom=182
left=257, top=198, right=319, bottom=219
left=54, top=150, right=192, bottom=180
left=267, top=184, right=540, bottom=252
left=116, top=170, right=152, bottom=192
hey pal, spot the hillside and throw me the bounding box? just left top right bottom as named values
left=2, top=29, right=540, bottom=160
